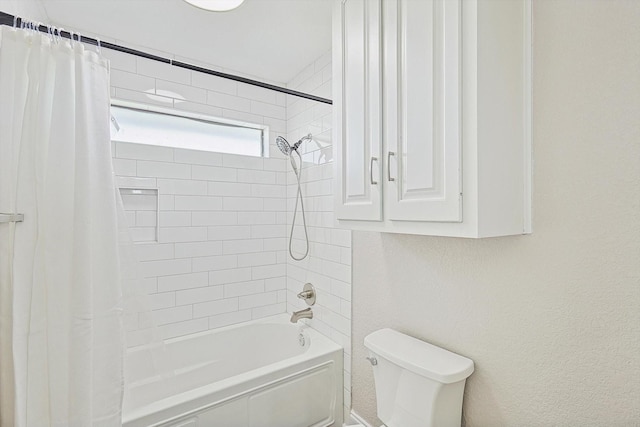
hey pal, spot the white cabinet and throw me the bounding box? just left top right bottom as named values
left=333, top=0, right=382, bottom=221
left=333, top=0, right=532, bottom=238
left=384, top=0, right=462, bottom=223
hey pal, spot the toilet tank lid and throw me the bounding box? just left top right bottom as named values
left=364, top=329, right=474, bottom=384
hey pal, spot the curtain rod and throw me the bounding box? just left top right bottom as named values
left=0, top=11, right=333, bottom=105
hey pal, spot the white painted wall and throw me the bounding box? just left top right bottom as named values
left=0, top=0, right=47, bottom=22
left=351, top=1, right=640, bottom=426
left=284, top=52, right=353, bottom=419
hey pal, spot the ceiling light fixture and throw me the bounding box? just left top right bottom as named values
left=182, top=0, right=245, bottom=12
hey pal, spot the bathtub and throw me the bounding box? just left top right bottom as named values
left=122, top=314, right=344, bottom=427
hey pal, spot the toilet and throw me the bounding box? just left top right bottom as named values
left=349, top=328, right=474, bottom=427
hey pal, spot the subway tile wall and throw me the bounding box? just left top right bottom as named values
left=106, top=48, right=291, bottom=346
left=284, top=51, right=353, bottom=418
left=115, top=143, right=289, bottom=344
left=106, top=43, right=352, bottom=414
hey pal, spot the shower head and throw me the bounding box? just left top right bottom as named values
left=275, top=136, right=293, bottom=156
left=275, top=134, right=313, bottom=156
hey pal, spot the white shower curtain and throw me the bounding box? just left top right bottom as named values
left=0, top=27, right=124, bottom=426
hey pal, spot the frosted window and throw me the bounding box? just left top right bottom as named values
left=110, top=106, right=264, bottom=157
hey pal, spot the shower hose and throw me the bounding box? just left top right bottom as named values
left=288, top=149, right=309, bottom=261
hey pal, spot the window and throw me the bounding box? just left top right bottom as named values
left=110, top=104, right=265, bottom=157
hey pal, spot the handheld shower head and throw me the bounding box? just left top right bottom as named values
left=275, top=136, right=293, bottom=156
left=275, top=134, right=313, bottom=156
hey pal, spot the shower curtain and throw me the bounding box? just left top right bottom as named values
left=0, top=26, right=124, bottom=426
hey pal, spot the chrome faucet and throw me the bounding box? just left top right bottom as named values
left=297, top=283, right=316, bottom=306
left=290, top=307, right=313, bottom=323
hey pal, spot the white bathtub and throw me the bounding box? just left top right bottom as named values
left=122, top=314, right=344, bottom=427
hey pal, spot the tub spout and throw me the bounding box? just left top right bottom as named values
left=290, top=308, right=313, bottom=323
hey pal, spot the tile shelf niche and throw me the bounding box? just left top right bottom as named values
left=119, top=187, right=160, bottom=243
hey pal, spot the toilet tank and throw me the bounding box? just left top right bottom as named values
left=364, top=329, right=474, bottom=427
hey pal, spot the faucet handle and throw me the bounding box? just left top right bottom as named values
left=296, top=283, right=316, bottom=306
left=297, top=290, right=313, bottom=299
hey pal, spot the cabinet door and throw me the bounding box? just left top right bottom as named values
left=333, top=0, right=382, bottom=221
left=384, top=0, right=462, bottom=222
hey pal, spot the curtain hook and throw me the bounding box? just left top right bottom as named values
left=13, top=15, right=18, bottom=28
left=96, top=37, right=102, bottom=54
